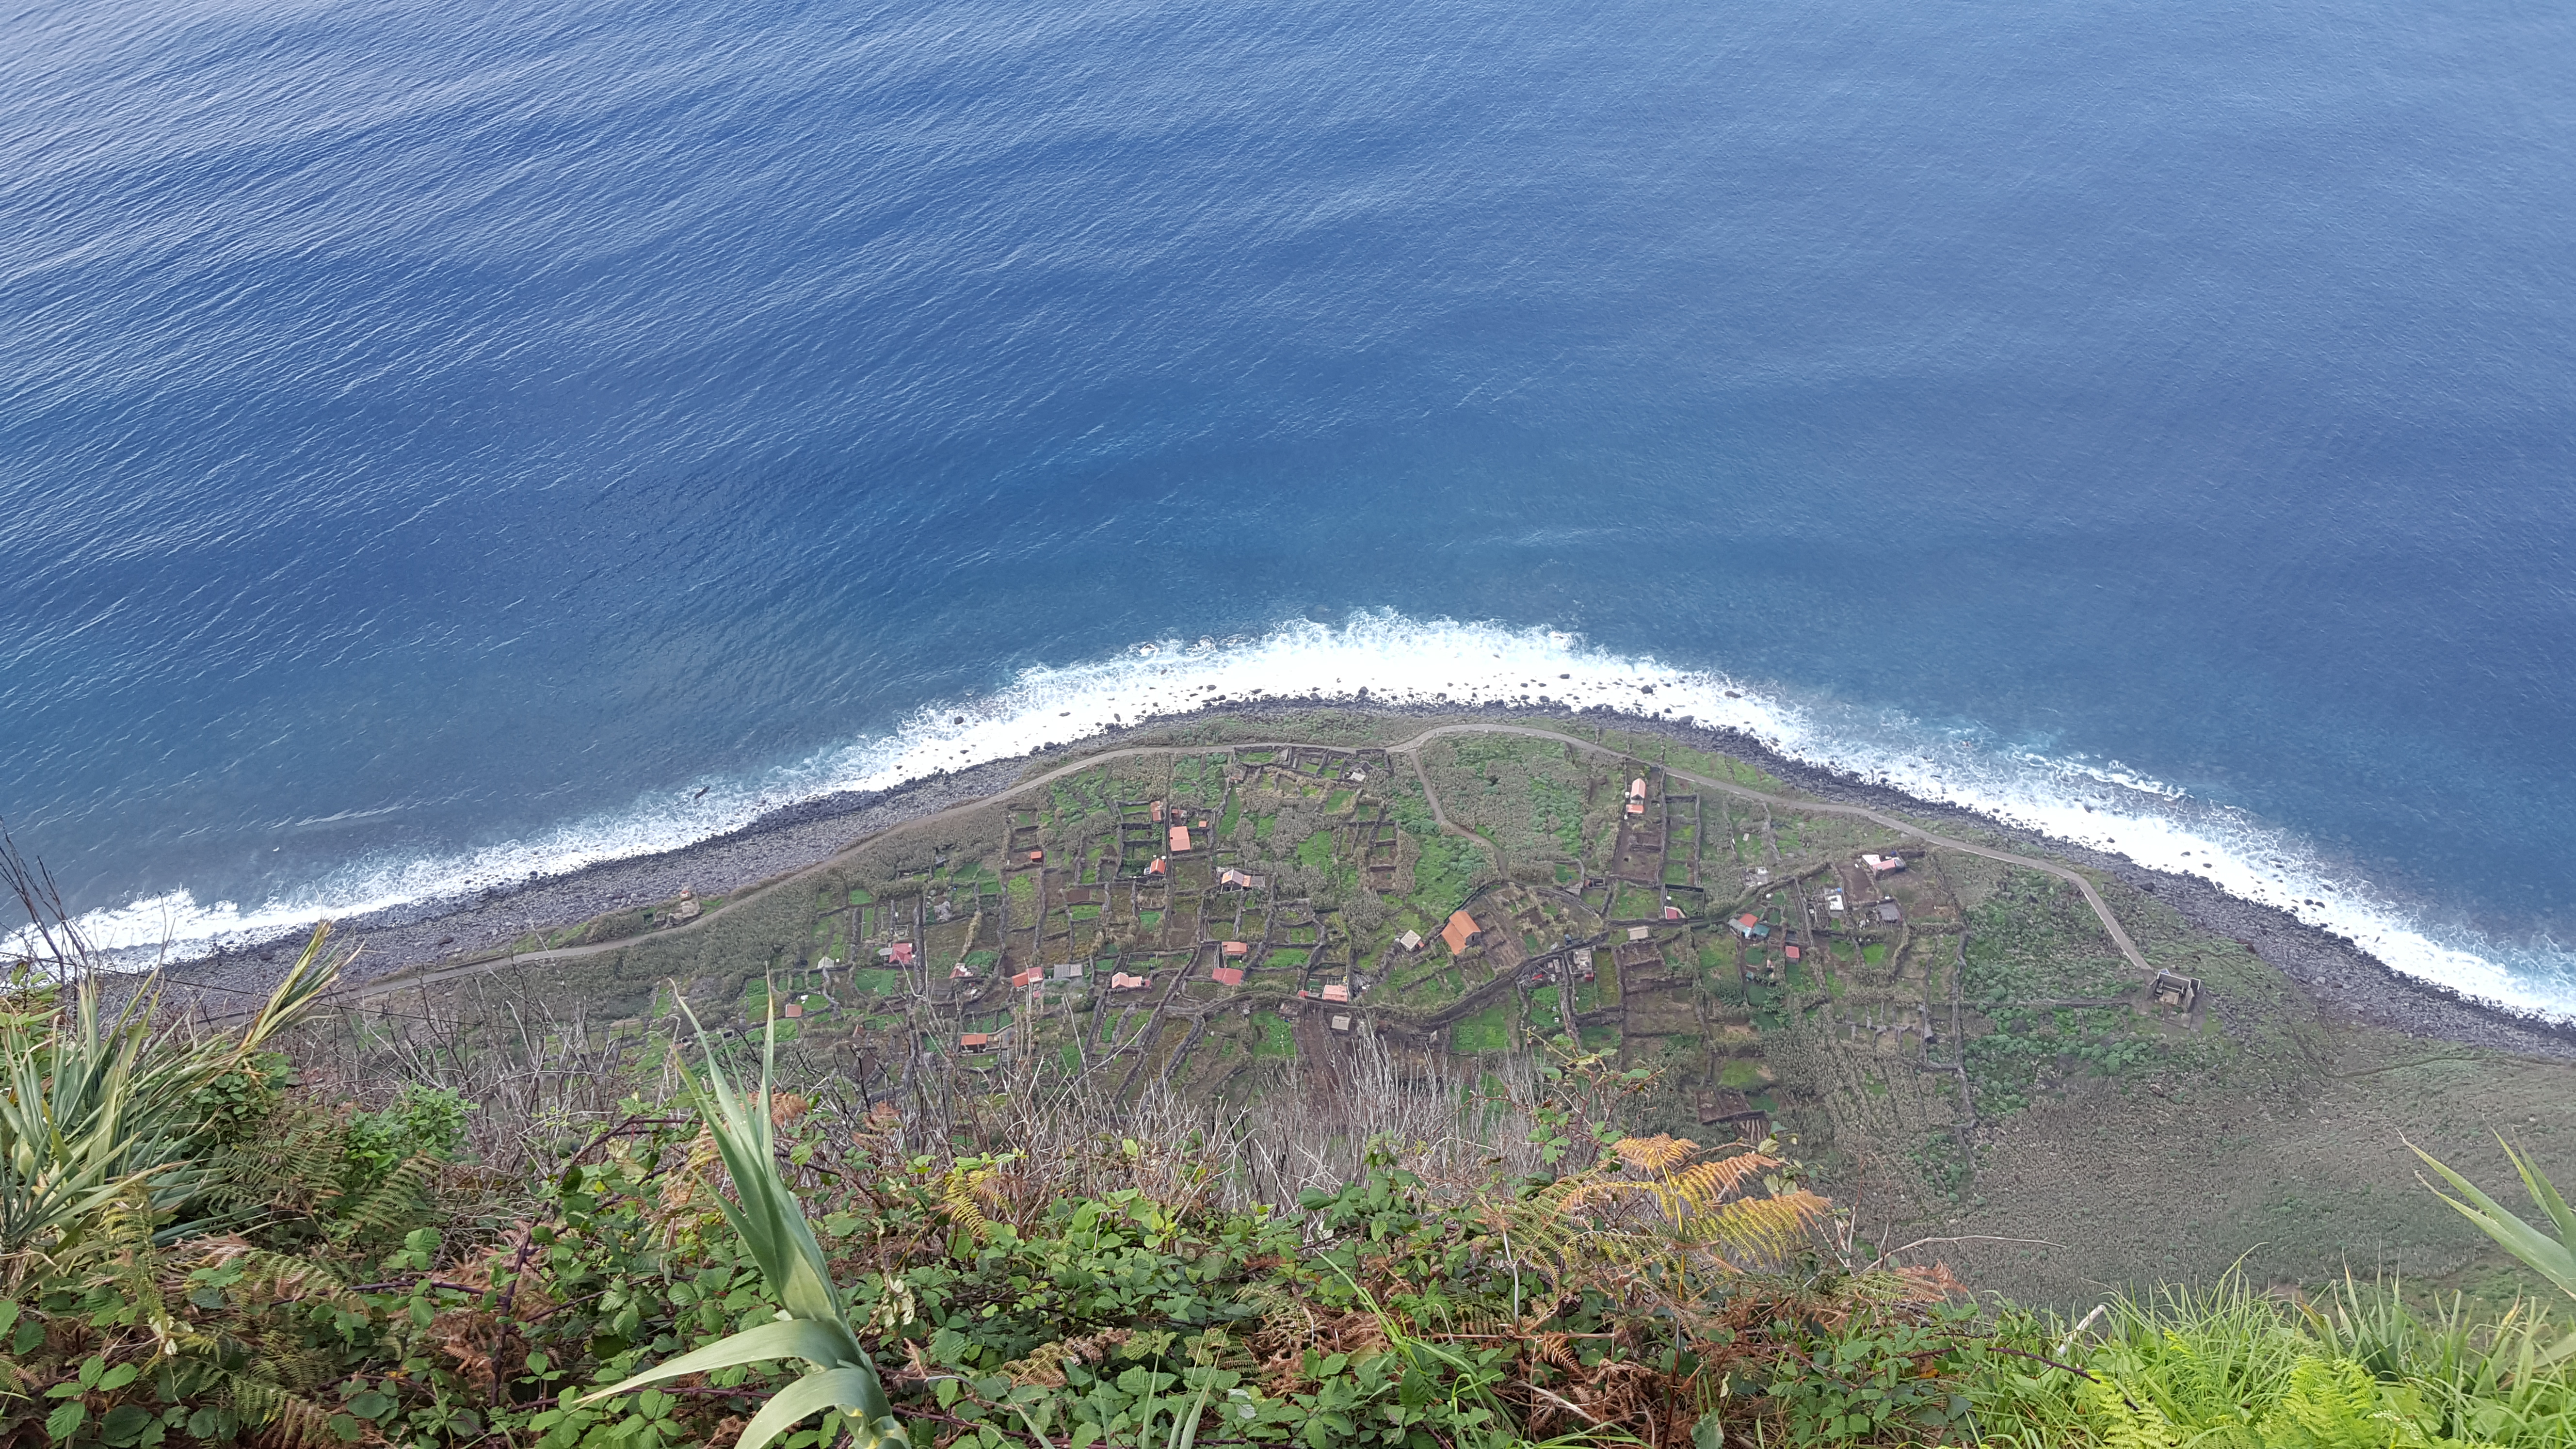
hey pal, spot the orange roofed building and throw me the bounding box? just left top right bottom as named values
left=1441, top=910, right=1482, bottom=955
left=1169, top=825, right=1193, bottom=852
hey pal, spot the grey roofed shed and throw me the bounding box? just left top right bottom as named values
left=1876, top=902, right=1902, bottom=923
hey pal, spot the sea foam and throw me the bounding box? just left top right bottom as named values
left=42, top=611, right=2576, bottom=1023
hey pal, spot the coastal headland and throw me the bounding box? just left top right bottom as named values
left=152, top=704, right=2576, bottom=1304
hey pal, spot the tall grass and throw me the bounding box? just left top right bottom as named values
left=1973, top=1274, right=2576, bottom=1448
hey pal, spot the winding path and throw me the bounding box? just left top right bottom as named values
left=325, top=718, right=2153, bottom=1007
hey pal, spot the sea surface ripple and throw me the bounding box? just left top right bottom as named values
left=2, top=0, right=2571, bottom=1016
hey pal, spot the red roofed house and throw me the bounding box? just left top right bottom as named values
left=1223, top=940, right=1249, bottom=958
left=1212, top=966, right=1245, bottom=987
left=951, top=962, right=977, bottom=979
left=1169, top=825, right=1192, bottom=853
left=1441, top=910, right=1482, bottom=955
left=1028, top=850, right=1044, bottom=863
left=1011, top=968, right=1041, bottom=987
left=1147, top=857, right=1167, bottom=876
left=1151, top=801, right=1166, bottom=821
left=1320, top=982, right=1350, bottom=1003
left=781, top=1001, right=803, bottom=1018
left=1110, top=971, right=1151, bottom=990
left=960, top=1032, right=990, bottom=1048
left=1663, top=905, right=1683, bottom=920
left=1784, top=945, right=1802, bottom=962
left=1629, top=777, right=1648, bottom=801
left=882, top=942, right=915, bottom=966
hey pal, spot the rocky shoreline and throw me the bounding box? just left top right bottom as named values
left=155, top=700, right=2576, bottom=1061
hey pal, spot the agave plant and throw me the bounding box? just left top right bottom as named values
left=1, top=924, right=340, bottom=1261
left=580, top=999, right=902, bottom=1449
left=2414, top=1134, right=2576, bottom=1367
left=2413, top=1136, right=2576, bottom=1302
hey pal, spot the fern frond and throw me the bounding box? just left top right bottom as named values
left=178, top=1239, right=348, bottom=1305
left=1658, top=1151, right=1778, bottom=1211
left=938, top=1160, right=1004, bottom=1242
left=227, top=1373, right=336, bottom=1449
left=1689, top=1188, right=1829, bottom=1260
left=1612, top=1134, right=1702, bottom=1174
left=332, top=1154, right=438, bottom=1239
left=2077, top=1374, right=2180, bottom=1449
left=2260, top=1355, right=2391, bottom=1449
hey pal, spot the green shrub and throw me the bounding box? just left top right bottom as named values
left=342, top=1084, right=472, bottom=1198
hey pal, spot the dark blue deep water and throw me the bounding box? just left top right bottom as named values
left=4, top=0, right=2573, bottom=1012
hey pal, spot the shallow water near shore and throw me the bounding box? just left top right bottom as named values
left=4, top=0, right=2573, bottom=1015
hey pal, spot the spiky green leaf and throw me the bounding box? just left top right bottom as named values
left=578, top=1317, right=868, bottom=1404
left=737, top=1367, right=900, bottom=1449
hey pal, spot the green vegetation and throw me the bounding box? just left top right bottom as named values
left=1254, top=1013, right=1296, bottom=1057
left=1449, top=1001, right=1513, bottom=1055
left=9, top=898, right=2576, bottom=1449
left=1407, top=835, right=1481, bottom=918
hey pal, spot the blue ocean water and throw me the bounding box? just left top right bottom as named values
left=3, top=0, right=2572, bottom=1013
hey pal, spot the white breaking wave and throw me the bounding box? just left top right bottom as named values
left=41, top=611, right=2576, bottom=1022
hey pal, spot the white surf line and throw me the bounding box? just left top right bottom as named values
left=91, top=610, right=2568, bottom=1019
left=293, top=718, right=2155, bottom=1012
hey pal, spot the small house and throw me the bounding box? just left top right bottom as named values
left=1169, top=825, right=1193, bottom=853
left=781, top=1002, right=803, bottom=1018
left=959, top=1032, right=990, bottom=1048
left=1860, top=854, right=1906, bottom=875
left=1394, top=930, right=1424, bottom=952
left=1011, top=968, right=1042, bottom=988
left=1328, top=1013, right=1352, bottom=1033
left=1151, top=801, right=1166, bottom=821
left=1784, top=945, right=1802, bottom=962
left=1051, top=962, right=1085, bottom=981
left=1825, top=891, right=1846, bottom=914
left=1441, top=910, right=1483, bottom=955
left=950, top=962, right=977, bottom=979
left=1876, top=902, right=1902, bottom=923
left=1219, top=868, right=1265, bottom=889
left=1110, top=971, right=1151, bottom=990
left=2151, top=972, right=2201, bottom=1012
left=1223, top=940, right=1250, bottom=958
left=1627, top=925, right=1653, bottom=942
left=1212, top=966, right=1246, bottom=987
left=1320, top=982, right=1350, bottom=1003
left=1027, top=850, right=1044, bottom=863
left=1663, top=904, right=1683, bottom=921
left=1147, top=857, right=1167, bottom=876
left=1628, top=777, right=1648, bottom=802
left=1732, top=913, right=1771, bottom=941
left=882, top=942, right=916, bottom=966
